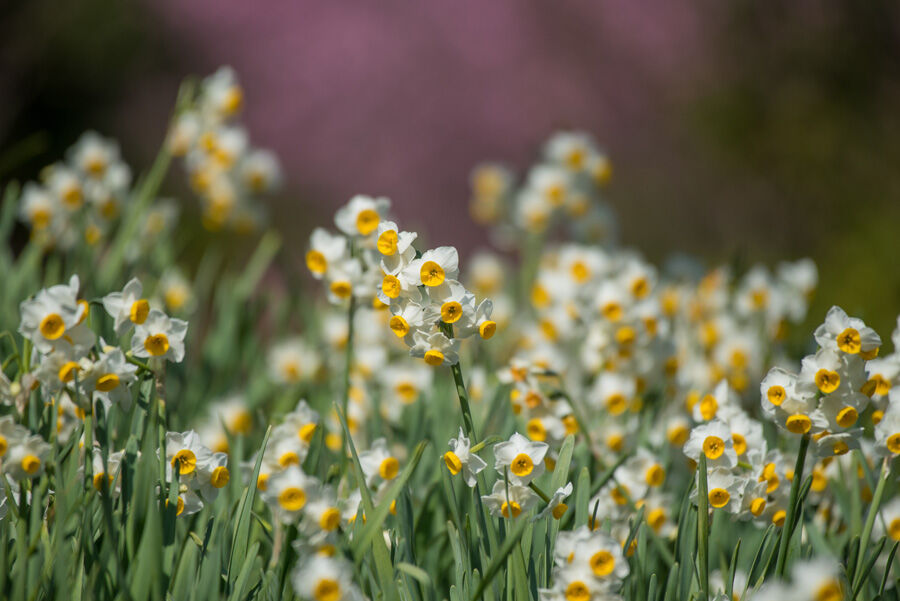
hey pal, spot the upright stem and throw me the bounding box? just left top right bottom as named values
left=775, top=434, right=810, bottom=577
left=697, top=453, right=710, bottom=601
left=341, top=295, right=357, bottom=454
left=450, top=361, right=478, bottom=442
left=854, top=457, right=890, bottom=589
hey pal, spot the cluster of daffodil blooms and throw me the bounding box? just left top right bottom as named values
left=8, top=273, right=231, bottom=518
left=15, top=130, right=180, bottom=257
left=469, top=131, right=616, bottom=246
left=168, top=67, right=282, bottom=232
left=7, top=70, right=900, bottom=601
left=305, top=195, right=497, bottom=367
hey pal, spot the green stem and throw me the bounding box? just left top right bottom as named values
left=529, top=482, right=551, bottom=504
left=774, top=434, right=810, bottom=577
left=854, top=457, right=890, bottom=590
left=450, top=361, right=477, bottom=442
left=697, top=453, right=710, bottom=601
left=341, top=295, right=357, bottom=452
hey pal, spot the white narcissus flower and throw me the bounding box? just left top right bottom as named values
left=813, top=305, right=881, bottom=358
left=268, top=338, right=321, bottom=385
left=19, top=182, right=59, bottom=231
left=19, top=275, right=92, bottom=355
left=790, top=558, right=844, bottom=601
left=493, top=432, right=549, bottom=485
left=481, top=480, right=539, bottom=519
left=262, top=465, right=320, bottom=520
left=375, top=220, right=417, bottom=272
left=306, top=227, right=348, bottom=280
left=81, top=346, right=138, bottom=409
left=543, top=131, right=598, bottom=172
left=292, top=555, right=366, bottom=601
left=358, top=438, right=401, bottom=487
left=200, top=66, right=244, bottom=119
left=46, top=165, right=84, bottom=211
left=442, top=428, right=487, bottom=487
left=683, top=420, right=738, bottom=469
left=405, top=246, right=459, bottom=288
left=239, top=149, right=282, bottom=194
left=163, top=430, right=213, bottom=484
left=131, top=309, right=188, bottom=363
left=874, top=401, right=900, bottom=457
left=68, top=131, right=121, bottom=180
left=425, top=280, right=477, bottom=328
left=409, top=331, right=460, bottom=367
left=5, top=433, right=51, bottom=480
left=334, top=195, right=391, bottom=237
left=102, top=278, right=150, bottom=335
left=695, top=467, right=745, bottom=514
left=537, top=482, right=573, bottom=520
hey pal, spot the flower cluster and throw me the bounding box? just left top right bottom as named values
left=470, top=131, right=615, bottom=244
left=306, top=195, right=497, bottom=367
left=163, top=430, right=230, bottom=516
left=18, top=132, right=133, bottom=249
left=540, top=526, right=629, bottom=601
left=169, top=67, right=282, bottom=232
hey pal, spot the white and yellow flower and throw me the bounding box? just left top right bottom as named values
left=442, top=428, right=487, bottom=487
left=493, top=432, right=548, bottom=484
left=131, top=309, right=188, bottom=363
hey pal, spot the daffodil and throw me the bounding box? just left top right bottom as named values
left=442, top=428, right=487, bottom=487
left=131, top=309, right=187, bottom=363
left=493, top=432, right=548, bottom=485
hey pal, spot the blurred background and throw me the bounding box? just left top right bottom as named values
left=2, top=0, right=900, bottom=333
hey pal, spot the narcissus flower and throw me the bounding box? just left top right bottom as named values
left=442, top=428, right=487, bottom=487
left=292, top=555, right=366, bottom=601
left=102, top=277, right=151, bottom=336
left=334, top=195, right=390, bottom=237
left=493, top=432, right=549, bottom=485
left=814, top=306, right=881, bottom=358
left=131, top=309, right=188, bottom=363
left=481, top=480, right=539, bottom=519
left=359, top=438, right=401, bottom=487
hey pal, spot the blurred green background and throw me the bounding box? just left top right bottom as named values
left=2, top=0, right=900, bottom=336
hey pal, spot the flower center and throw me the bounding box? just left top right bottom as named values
left=144, top=333, right=170, bottom=357
left=96, top=373, right=120, bottom=392
left=836, top=406, right=858, bottom=428
left=420, top=261, right=445, bottom=287
left=389, top=316, right=409, bottom=338
left=21, top=454, right=41, bottom=475
left=510, top=453, right=534, bottom=477
left=320, top=508, right=341, bottom=531
left=130, top=299, right=150, bottom=324
left=702, top=435, right=725, bottom=460
left=708, top=488, right=730, bottom=508
left=785, top=414, right=812, bottom=434
left=767, top=385, right=786, bottom=406
left=305, top=250, right=327, bottom=275
left=39, top=313, right=66, bottom=340
left=278, top=487, right=307, bottom=511
left=590, top=550, right=615, bottom=577
left=211, top=466, right=230, bottom=488
left=382, top=275, right=401, bottom=299
left=379, top=457, right=399, bottom=480
left=565, top=580, right=590, bottom=601
left=443, top=451, right=462, bottom=475
left=424, top=350, right=444, bottom=366
left=377, top=230, right=398, bottom=255
left=815, top=369, right=841, bottom=394
left=356, top=209, right=380, bottom=235
left=172, top=449, right=197, bottom=475
left=836, top=328, right=861, bottom=354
